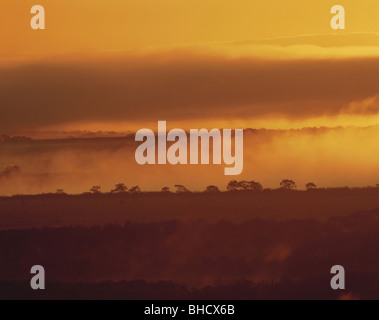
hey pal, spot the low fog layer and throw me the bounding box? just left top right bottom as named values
left=1, top=126, right=379, bottom=195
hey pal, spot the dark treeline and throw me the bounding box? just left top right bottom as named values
left=1, top=164, right=379, bottom=195
left=66, top=179, right=379, bottom=195
left=6, top=179, right=379, bottom=198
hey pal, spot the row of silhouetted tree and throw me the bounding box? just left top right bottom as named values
left=55, top=179, right=319, bottom=195
left=225, top=179, right=317, bottom=191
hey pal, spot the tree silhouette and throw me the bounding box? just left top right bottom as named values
left=90, top=185, right=101, bottom=194
left=111, top=183, right=128, bottom=193
left=161, top=187, right=170, bottom=193
left=56, top=189, right=66, bottom=195
left=306, top=182, right=317, bottom=190
left=227, top=180, right=240, bottom=191
left=129, top=186, right=141, bottom=193
left=227, top=180, right=263, bottom=192
left=205, top=185, right=220, bottom=193
left=175, top=185, right=190, bottom=193
left=238, top=180, right=250, bottom=190
left=247, top=181, right=263, bottom=191
left=280, top=179, right=297, bottom=190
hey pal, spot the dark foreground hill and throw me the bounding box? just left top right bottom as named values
left=1, top=209, right=379, bottom=299
left=1, top=188, right=379, bottom=229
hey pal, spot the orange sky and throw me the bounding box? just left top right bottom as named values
left=1, top=0, right=379, bottom=133
left=2, top=0, right=379, bottom=55
left=2, top=1, right=379, bottom=191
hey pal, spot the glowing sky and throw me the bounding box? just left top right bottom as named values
left=1, top=0, right=379, bottom=133
left=2, top=1, right=379, bottom=192
left=3, top=0, right=379, bottom=55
